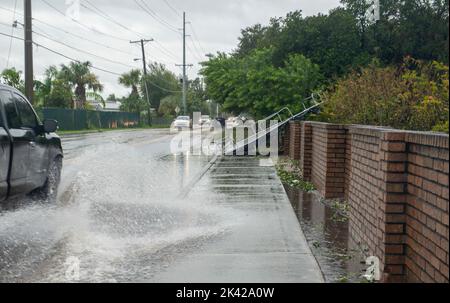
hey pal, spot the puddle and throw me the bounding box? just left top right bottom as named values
left=284, top=186, right=367, bottom=283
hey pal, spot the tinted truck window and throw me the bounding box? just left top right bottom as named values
left=0, top=90, right=20, bottom=129
left=0, top=91, right=4, bottom=127
left=14, top=94, right=38, bottom=129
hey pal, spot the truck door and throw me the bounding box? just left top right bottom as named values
left=0, top=90, right=32, bottom=197
left=13, top=93, right=48, bottom=189
left=0, top=92, right=10, bottom=200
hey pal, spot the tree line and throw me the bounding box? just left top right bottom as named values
left=0, top=61, right=214, bottom=120
left=200, top=0, right=449, bottom=132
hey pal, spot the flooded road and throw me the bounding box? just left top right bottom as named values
left=0, top=129, right=222, bottom=282
left=284, top=187, right=366, bottom=283
left=0, top=129, right=326, bottom=283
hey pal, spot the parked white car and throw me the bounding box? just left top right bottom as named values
left=172, top=116, right=191, bottom=131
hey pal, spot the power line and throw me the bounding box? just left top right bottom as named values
left=0, top=5, right=134, bottom=56
left=1, top=2, right=183, bottom=68
left=49, top=1, right=180, bottom=63
left=152, top=40, right=180, bottom=61
left=162, top=0, right=181, bottom=17
left=188, top=35, right=205, bottom=62
left=79, top=0, right=180, bottom=62
left=81, top=0, right=144, bottom=37
left=0, top=31, right=124, bottom=76
left=40, top=0, right=129, bottom=42
left=134, top=0, right=180, bottom=34
left=189, top=23, right=208, bottom=55
left=0, top=21, right=138, bottom=70
left=0, top=31, right=183, bottom=93
left=81, top=0, right=182, bottom=63
left=32, top=30, right=137, bottom=69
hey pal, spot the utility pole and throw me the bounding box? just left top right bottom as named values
left=182, top=12, right=187, bottom=115
left=130, top=39, right=153, bottom=126
left=176, top=12, right=192, bottom=115
left=24, top=0, right=33, bottom=104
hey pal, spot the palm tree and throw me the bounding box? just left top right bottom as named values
left=59, top=61, right=103, bottom=109
left=119, top=69, right=142, bottom=97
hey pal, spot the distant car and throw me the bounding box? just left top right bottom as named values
left=199, top=115, right=211, bottom=126
left=172, top=116, right=191, bottom=130
left=0, top=84, right=63, bottom=203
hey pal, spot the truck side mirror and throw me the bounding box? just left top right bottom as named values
left=43, top=119, right=58, bottom=133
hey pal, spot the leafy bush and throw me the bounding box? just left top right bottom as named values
left=319, top=58, right=449, bottom=132
left=201, top=48, right=322, bottom=119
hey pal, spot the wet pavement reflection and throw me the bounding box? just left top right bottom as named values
left=284, top=186, right=367, bottom=283
left=0, top=130, right=220, bottom=282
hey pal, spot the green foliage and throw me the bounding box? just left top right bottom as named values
left=159, top=94, right=180, bottom=117
left=142, top=63, right=181, bottom=112
left=119, top=93, right=147, bottom=115
left=343, top=0, right=449, bottom=64
left=201, top=48, right=322, bottom=119
left=276, top=159, right=316, bottom=192
left=0, top=68, right=24, bottom=92
left=187, top=78, right=210, bottom=115
left=157, top=77, right=210, bottom=118
left=59, top=61, right=103, bottom=108
left=119, top=69, right=141, bottom=97
left=275, top=9, right=367, bottom=78
left=320, top=58, right=449, bottom=132
left=44, top=78, right=73, bottom=108
left=202, top=0, right=448, bottom=124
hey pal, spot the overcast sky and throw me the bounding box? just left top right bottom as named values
left=0, top=0, right=341, bottom=98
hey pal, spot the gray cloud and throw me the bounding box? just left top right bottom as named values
left=0, top=0, right=340, bottom=98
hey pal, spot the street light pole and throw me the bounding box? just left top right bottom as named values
left=24, top=0, right=33, bottom=104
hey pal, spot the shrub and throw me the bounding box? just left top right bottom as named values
left=319, top=58, right=449, bottom=133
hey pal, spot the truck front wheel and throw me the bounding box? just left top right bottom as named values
left=36, top=157, right=62, bottom=203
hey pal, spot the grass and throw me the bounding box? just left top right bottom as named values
left=58, top=125, right=170, bottom=135
left=276, top=158, right=316, bottom=192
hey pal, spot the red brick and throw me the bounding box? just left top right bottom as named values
left=382, top=142, right=406, bottom=152
left=386, top=224, right=405, bottom=234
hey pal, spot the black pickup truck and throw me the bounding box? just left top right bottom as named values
left=0, top=84, right=63, bottom=202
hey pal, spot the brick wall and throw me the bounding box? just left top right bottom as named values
left=288, top=121, right=301, bottom=160
left=300, top=122, right=312, bottom=180
left=286, top=121, right=449, bottom=283
left=404, top=133, right=449, bottom=283
left=346, top=127, right=385, bottom=275
left=310, top=123, right=347, bottom=199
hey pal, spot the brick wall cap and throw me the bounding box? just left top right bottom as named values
left=348, top=125, right=390, bottom=137
left=305, top=121, right=347, bottom=130
left=405, top=132, right=449, bottom=148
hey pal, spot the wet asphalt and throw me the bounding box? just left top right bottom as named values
left=0, top=129, right=322, bottom=282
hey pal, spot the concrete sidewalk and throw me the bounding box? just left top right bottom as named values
left=153, top=156, right=324, bottom=283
